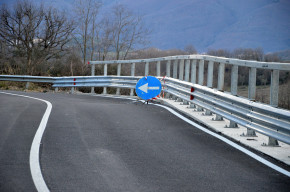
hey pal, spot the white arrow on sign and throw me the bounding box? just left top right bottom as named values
left=138, top=83, right=160, bottom=93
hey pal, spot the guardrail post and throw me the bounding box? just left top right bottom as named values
left=266, top=69, right=280, bottom=146
left=217, top=62, right=225, bottom=91
left=248, top=67, right=256, bottom=100
left=55, top=87, right=59, bottom=92
left=204, top=61, right=214, bottom=114
left=207, top=61, right=214, bottom=88
left=166, top=60, right=171, bottom=77
left=198, top=60, right=204, bottom=85
left=231, top=65, right=238, bottom=96
left=25, top=82, right=30, bottom=90
left=212, top=62, right=225, bottom=120
left=103, top=64, right=108, bottom=94
left=165, top=60, right=171, bottom=98
left=130, top=63, right=135, bottom=96
left=189, top=60, right=197, bottom=108
left=270, top=70, right=279, bottom=107
left=178, top=59, right=186, bottom=103
left=179, top=59, right=184, bottom=80
left=71, top=87, right=74, bottom=94
left=225, top=64, right=239, bottom=128
left=173, top=60, right=178, bottom=79
left=242, top=67, right=257, bottom=137
left=191, top=60, right=197, bottom=84
left=91, top=64, right=95, bottom=94
left=116, top=63, right=121, bottom=95
left=172, top=60, right=178, bottom=100
left=184, top=59, right=190, bottom=82
left=197, top=60, right=205, bottom=114
left=156, top=61, right=161, bottom=76
left=145, top=62, right=149, bottom=76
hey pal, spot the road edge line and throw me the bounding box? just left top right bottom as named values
left=0, top=92, right=51, bottom=192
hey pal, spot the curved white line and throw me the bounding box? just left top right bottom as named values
left=0, top=92, right=51, bottom=192
left=93, top=94, right=290, bottom=177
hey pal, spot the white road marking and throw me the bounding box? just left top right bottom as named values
left=138, top=83, right=160, bottom=93
left=0, top=92, right=51, bottom=192
left=92, top=94, right=290, bottom=177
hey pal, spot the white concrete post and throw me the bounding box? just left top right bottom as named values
left=165, top=60, right=171, bottom=98
left=207, top=61, right=214, bottom=88
left=156, top=61, right=161, bottom=76
left=217, top=62, right=225, bottom=91
left=25, top=82, right=30, bottom=90
left=243, top=67, right=257, bottom=136
left=184, top=60, right=190, bottom=82
left=205, top=60, right=214, bottom=115
left=166, top=60, right=171, bottom=77
left=189, top=60, right=197, bottom=108
left=103, top=64, right=108, bottom=94
left=145, top=62, right=149, bottom=76
left=270, top=70, right=279, bottom=107
left=198, top=60, right=204, bottom=85
left=191, top=60, right=197, bottom=84
left=130, top=63, right=135, bottom=96
left=173, top=60, right=178, bottom=79
left=231, top=65, right=239, bottom=96
left=248, top=67, right=257, bottom=100
left=91, top=64, right=95, bottom=94
left=179, top=59, right=184, bottom=80
left=116, top=63, right=121, bottom=95
left=267, top=69, right=280, bottom=146
left=227, top=65, right=239, bottom=128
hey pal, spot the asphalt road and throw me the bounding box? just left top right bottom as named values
left=0, top=91, right=290, bottom=192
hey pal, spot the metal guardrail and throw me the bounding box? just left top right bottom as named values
left=0, top=75, right=55, bottom=83
left=52, top=76, right=139, bottom=90
left=161, top=77, right=290, bottom=145
left=1, top=54, right=290, bottom=146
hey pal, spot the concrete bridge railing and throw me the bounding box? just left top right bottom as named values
left=89, top=54, right=290, bottom=143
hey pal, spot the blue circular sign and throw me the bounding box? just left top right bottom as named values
left=135, top=76, right=162, bottom=100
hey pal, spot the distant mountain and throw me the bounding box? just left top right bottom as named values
left=119, top=0, right=290, bottom=53
left=1, top=0, right=289, bottom=53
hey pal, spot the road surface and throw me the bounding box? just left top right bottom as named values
left=0, top=91, right=289, bottom=192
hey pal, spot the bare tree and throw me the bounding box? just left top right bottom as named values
left=94, top=17, right=114, bottom=61
left=111, top=4, right=150, bottom=60
left=73, top=0, right=101, bottom=73
left=184, top=45, right=197, bottom=54
left=0, top=0, right=74, bottom=75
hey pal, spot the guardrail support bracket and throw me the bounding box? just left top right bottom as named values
left=203, top=109, right=213, bottom=116
left=225, top=121, right=239, bottom=128
left=262, top=137, right=280, bottom=147
left=241, top=129, right=257, bottom=137
left=212, top=114, right=223, bottom=121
